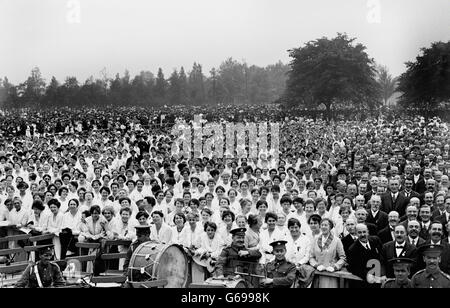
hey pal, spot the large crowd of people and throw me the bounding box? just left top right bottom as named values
left=1, top=104, right=450, bottom=288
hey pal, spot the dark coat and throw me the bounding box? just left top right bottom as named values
left=347, top=236, right=383, bottom=280
left=381, top=241, right=418, bottom=278
left=377, top=225, right=395, bottom=244
left=366, top=210, right=389, bottom=231
left=380, top=192, right=409, bottom=217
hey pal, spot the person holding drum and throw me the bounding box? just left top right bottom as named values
left=123, top=224, right=152, bottom=278
left=215, top=227, right=262, bottom=280
left=260, top=240, right=297, bottom=288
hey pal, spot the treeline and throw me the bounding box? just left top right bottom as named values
left=0, top=58, right=289, bottom=108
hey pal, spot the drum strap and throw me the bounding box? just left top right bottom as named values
left=33, top=265, right=44, bottom=288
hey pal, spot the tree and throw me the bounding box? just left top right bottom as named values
left=154, top=68, right=167, bottom=105
left=397, top=41, right=450, bottom=116
left=168, top=69, right=181, bottom=105
left=178, top=67, right=188, bottom=105
left=1, top=77, right=19, bottom=108
left=188, top=63, right=206, bottom=105
left=60, top=77, right=80, bottom=106
left=284, top=33, right=380, bottom=119
left=131, top=71, right=154, bottom=106
left=217, top=58, right=246, bottom=104
left=19, top=67, right=46, bottom=106
left=266, top=61, right=290, bottom=103
left=43, top=76, right=61, bottom=107
left=376, top=65, right=398, bottom=106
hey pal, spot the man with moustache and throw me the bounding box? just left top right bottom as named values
left=431, top=193, right=446, bottom=220
left=417, top=222, right=450, bottom=274
left=411, top=244, right=450, bottom=288
left=355, top=208, right=378, bottom=236
left=378, top=211, right=400, bottom=244
left=400, top=177, right=420, bottom=201
left=400, top=205, right=419, bottom=229
left=215, top=227, right=262, bottom=279
left=347, top=224, right=385, bottom=287
left=381, top=225, right=418, bottom=278
left=437, top=196, right=450, bottom=237
left=406, top=220, right=426, bottom=247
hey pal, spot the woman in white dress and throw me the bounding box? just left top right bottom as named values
left=194, top=221, right=225, bottom=261
left=171, top=213, right=186, bottom=244
left=45, top=199, right=64, bottom=259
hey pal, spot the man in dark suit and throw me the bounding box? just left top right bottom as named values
left=431, top=193, right=446, bottom=220
left=364, top=176, right=379, bottom=203
left=355, top=208, right=378, bottom=236
left=381, top=225, right=418, bottom=278
left=406, top=220, right=426, bottom=247
left=400, top=177, right=420, bottom=202
left=378, top=211, right=400, bottom=244
left=347, top=223, right=384, bottom=287
left=412, top=165, right=426, bottom=195
left=437, top=196, right=450, bottom=237
left=380, top=178, right=409, bottom=217
left=341, top=218, right=358, bottom=255
left=366, top=195, right=389, bottom=231
left=418, top=204, right=432, bottom=241
left=400, top=205, right=419, bottom=230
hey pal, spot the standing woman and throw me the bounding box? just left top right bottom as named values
left=239, top=198, right=253, bottom=218
left=45, top=199, right=64, bottom=260
left=217, top=210, right=235, bottom=246
left=309, top=218, right=346, bottom=288
left=200, top=207, right=213, bottom=227
left=256, top=200, right=268, bottom=230
left=250, top=189, right=261, bottom=212
left=244, top=214, right=262, bottom=251
left=57, top=187, right=69, bottom=213
left=166, top=198, right=184, bottom=227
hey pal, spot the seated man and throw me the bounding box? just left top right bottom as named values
left=260, top=240, right=296, bottom=288
left=123, top=224, right=152, bottom=280
left=215, top=227, right=262, bottom=280
left=382, top=258, right=414, bottom=288
left=15, top=245, right=66, bottom=288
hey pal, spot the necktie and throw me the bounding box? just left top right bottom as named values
left=396, top=245, right=403, bottom=249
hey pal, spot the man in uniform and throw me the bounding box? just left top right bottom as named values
left=123, top=224, right=151, bottom=280
left=260, top=240, right=296, bottom=288
left=382, top=258, right=414, bottom=288
left=215, top=227, right=262, bottom=280
left=411, top=244, right=450, bottom=288
left=15, top=245, right=65, bottom=288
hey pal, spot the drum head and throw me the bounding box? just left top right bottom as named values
left=153, top=244, right=189, bottom=288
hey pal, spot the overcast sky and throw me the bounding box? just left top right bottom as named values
left=1, top=0, right=449, bottom=84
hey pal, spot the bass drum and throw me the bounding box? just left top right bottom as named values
left=128, top=242, right=189, bottom=288
left=202, top=277, right=248, bottom=288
